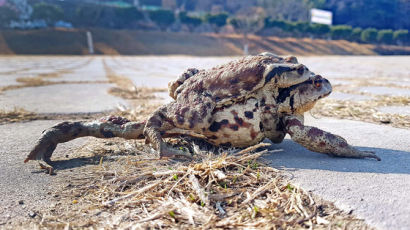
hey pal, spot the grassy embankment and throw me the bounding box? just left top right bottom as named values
left=1, top=28, right=409, bottom=55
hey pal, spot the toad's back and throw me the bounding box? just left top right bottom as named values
left=174, top=55, right=283, bottom=107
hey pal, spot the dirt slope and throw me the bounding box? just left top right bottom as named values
left=0, top=28, right=409, bottom=55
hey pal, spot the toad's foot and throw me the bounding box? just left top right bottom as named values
left=331, top=149, right=381, bottom=161
left=24, top=136, right=57, bottom=174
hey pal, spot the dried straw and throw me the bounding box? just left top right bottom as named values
left=28, top=138, right=370, bottom=229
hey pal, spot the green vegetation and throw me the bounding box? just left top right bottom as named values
left=264, top=19, right=291, bottom=32
left=2, top=0, right=409, bottom=46
left=74, top=5, right=102, bottom=27
left=140, top=0, right=162, bottom=6
left=263, top=19, right=409, bottom=45
left=292, top=21, right=310, bottom=34
left=350, top=27, right=363, bottom=42
left=148, top=9, right=175, bottom=30
left=330, top=25, right=352, bottom=40
left=377, top=29, right=394, bottom=44
left=32, top=3, right=64, bottom=25
left=179, top=12, right=202, bottom=27
left=393, top=30, right=409, bottom=45
left=75, top=5, right=143, bottom=28
left=308, top=23, right=330, bottom=38
left=112, top=7, right=143, bottom=29
left=361, top=28, right=378, bottom=43
left=205, top=13, right=229, bottom=27
left=0, top=6, right=18, bottom=28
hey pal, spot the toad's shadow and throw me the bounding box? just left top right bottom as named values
left=50, top=156, right=100, bottom=171
left=265, top=139, right=410, bottom=174
left=39, top=138, right=409, bottom=175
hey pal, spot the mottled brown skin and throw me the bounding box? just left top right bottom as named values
left=145, top=53, right=312, bottom=156
left=25, top=53, right=380, bottom=174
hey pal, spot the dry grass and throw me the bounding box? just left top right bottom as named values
left=114, top=103, right=164, bottom=122
left=0, top=108, right=39, bottom=124
left=0, top=107, right=112, bottom=125
left=103, top=60, right=167, bottom=100
left=339, top=77, right=410, bottom=90
left=312, top=96, right=410, bottom=129
left=312, top=78, right=410, bottom=129
left=108, top=86, right=167, bottom=100
left=0, top=78, right=109, bottom=92
left=0, top=58, right=97, bottom=92
left=24, top=140, right=370, bottom=229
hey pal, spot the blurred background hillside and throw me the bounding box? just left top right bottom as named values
left=0, top=0, right=409, bottom=55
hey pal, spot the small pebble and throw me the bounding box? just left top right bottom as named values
left=28, top=211, right=36, bottom=218
left=18, top=200, right=24, bottom=205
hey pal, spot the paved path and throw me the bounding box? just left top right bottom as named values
left=0, top=120, right=91, bottom=225
left=0, top=83, right=125, bottom=114
left=1, top=117, right=408, bottom=229
left=1, top=56, right=409, bottom=228
left=266, top=116, right=410, bottom=230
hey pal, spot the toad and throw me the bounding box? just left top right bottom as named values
left=25, top=53, right=380, bottom=173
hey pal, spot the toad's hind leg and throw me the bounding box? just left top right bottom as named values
left=25, top=116, right=146, bottom=173
left=144, top=103, right=199, bottom=159
left=144, top=101, right=213, bottom=158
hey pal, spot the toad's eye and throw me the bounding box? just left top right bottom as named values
left=313, top=75, right=322, bottom=88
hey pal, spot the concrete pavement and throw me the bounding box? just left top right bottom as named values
left=266, top=115, right=410, bottom=230
left=1, top=56, right=409, bottom=228
left=0, top=120, right=91, bottom=225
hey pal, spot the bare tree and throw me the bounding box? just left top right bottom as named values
left=228, top=7, right=265, bottom=54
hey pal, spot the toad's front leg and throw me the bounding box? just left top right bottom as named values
left=284, top=116, right=381, bottom=161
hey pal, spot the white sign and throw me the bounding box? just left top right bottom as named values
left=311, top=8, right=332, bottom=25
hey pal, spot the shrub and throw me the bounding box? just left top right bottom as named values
left=205, top=13, right=228, bottom=27
left=149, top=9, right=175, bottom=30
left=264, top=19, right=292, bottom=31
left=293, top=21, right=310, bottom=33
left=75, top=5, right=103, bottom=27
left=377, top=29, right=394, bottom=44
left=350, top=27, right=362, bottom=42
left=32, top=3, right=64, bottom=25
left=228, top=16, right=265, bottom=35
left=393, top=30, right=409, bottom=45
left=0, top=6, right=18, bottom=27
left=111, top=7, right=143, bottom=28
left=179, top=12, right=202, bottom=27
left=227, top=17, right=241, bottom=29
left=308, top=23, right=330, bottom=37
left=361, top=28, right=378, bottom=43
left=115, top=7, right=143, bottom=22
left=140, top=0, right=161, bottom=6
left=330, top=25, right=352, bottom=40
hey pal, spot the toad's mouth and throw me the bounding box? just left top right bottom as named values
left=318, top=91, right=331, bottom=99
